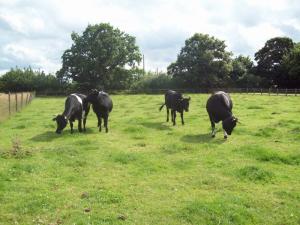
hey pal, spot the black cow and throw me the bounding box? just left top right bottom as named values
left=53, top=93, right=90, bottom=134
left=206, top=91, right=238, bottom=139
left=159, top=90, right=191, bottom=126
left=84, top=89, right=113, bottom=133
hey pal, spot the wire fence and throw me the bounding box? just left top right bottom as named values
left=36, top=88, right=300, bottom=96
left=0, top=92, right=35, bottom=122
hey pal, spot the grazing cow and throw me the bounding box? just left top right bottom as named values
left=159, top=90, right=191, bottom=126
left=84, top=89, right=113, bottom=133
left=53, top=93, right=90, bottom=134
left=206, top=91, right=238, bottom=139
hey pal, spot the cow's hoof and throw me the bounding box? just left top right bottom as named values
left=211, top=134, right=215, bottom=138
left=224, top=136, right=228, bottom=139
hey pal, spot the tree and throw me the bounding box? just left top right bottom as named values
left=230, top=55, right=262, bottom=87
left=167, top=33, right=232, bottom=88
left=0, top=67, right=36, bottom=92
left=254, top=37, right=294, bottom=87
left=282, top=43, right=300, bottom=87
left=57, top=23, right=141, bottom=90
left=0, top=67, right=63, bottom=92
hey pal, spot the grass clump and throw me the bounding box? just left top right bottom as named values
left=236, top=166, right=274, bottom=183
left=179, top=197, right=254, bottom=225
left=238, top=145, right=300, bottom=165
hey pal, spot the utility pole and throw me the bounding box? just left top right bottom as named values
left=143, top=54, right=145, bottom=76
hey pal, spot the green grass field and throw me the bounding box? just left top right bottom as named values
left=0, top=94, right=299, bottom=225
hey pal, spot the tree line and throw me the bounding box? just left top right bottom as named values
left=1, top=23, right=299, bottom=93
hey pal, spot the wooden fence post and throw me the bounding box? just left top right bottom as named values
left=268, top=88, right=271, bottom=96
left=261, top=88, right=262, bottom=95
left=21, top=92, right=23, bottom=108
left=285, top=88, right=288, bottom=96
left=15, top=93, right=18, bottom=112
left=295, top=89, right=297, bottom=96
left=277, top=89, right=279, bottom=96
left=8, top=92, right=11, bottom=116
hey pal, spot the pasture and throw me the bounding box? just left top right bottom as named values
left=0, top=94, right=299, bottom=225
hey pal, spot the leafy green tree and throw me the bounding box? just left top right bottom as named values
left=167, top=33, right=232, bottom=88
left=0, top=67, right=36, bottom=92
left=254, top=37, right=294, bottom=87
left=282, top=43, right=300, bottom=88
left=57, top=23, right=142, bottom=90
left=0, top=67, right=62, bottom=92
left=230, top=56, right=253, bottom=82
left=230, top=55, right=262, bottom=87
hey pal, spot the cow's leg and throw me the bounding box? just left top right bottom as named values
left=210, top=120, right=216, bottom=138
left=70, top=121, right=74, bottom=134
left=223, top=130, right=228, bottom=139
left=180, top=112, right=184, bottom=125
left=78, top=119, right=82, bottom=132
left=172, top=110, right=176, bottom=126
left=98, top=117, right=102, bottom=132
left=104, top=115, right=109, bottom=133
left=166, top=107, right=169, bottom=122
left=83, top=116, right=87, bottom=132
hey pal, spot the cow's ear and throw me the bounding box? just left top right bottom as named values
left=232, top=117, right=238, bottom=122
left=91, top=89, right=98, bottom=95
left=235, top=117, right=241, bottom=124
left=52, top=114, right=58, bottom=121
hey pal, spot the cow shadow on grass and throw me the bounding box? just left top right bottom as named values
left=30, top=131, right=63, bottom=142
left=181, top=133, right=226, bottom=144
left=30, top=128, right=96, bottom=142
left=140, top=122, right=172, bottom=131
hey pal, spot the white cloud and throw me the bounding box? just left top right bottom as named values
left=0, top=0, right=300, bottom=75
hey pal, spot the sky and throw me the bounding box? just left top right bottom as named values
left=0, top=0, right=300, bottom=75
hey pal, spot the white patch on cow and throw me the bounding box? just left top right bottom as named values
left=71, top=94, right=83, bottom=105
left=222, top=94, right=230, bottom=106
left=223, top=130, right=228, bottom=139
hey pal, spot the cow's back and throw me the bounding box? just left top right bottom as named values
left=64, top=94, right=85, bottom=119
left=206, top=91, right=232, bottom=123
left=95, top=92, right=113, bottom=113
left=165, top=90, right=182, bottom=109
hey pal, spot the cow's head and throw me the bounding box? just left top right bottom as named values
left=181, top=97, right=191, bottom=112
left=222, top=116, right=238, bottom=135
left=52, top=115, right=68, bottom=134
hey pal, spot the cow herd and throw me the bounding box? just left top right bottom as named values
left=53, top=89, right=238, bottom=139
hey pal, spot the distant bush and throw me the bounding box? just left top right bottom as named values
left=130, top=72, right=177, bottom=91
left=0, top=67, right=64, bottom=93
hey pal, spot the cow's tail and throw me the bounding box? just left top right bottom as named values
left=159, top=103, right=165, bottom=111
